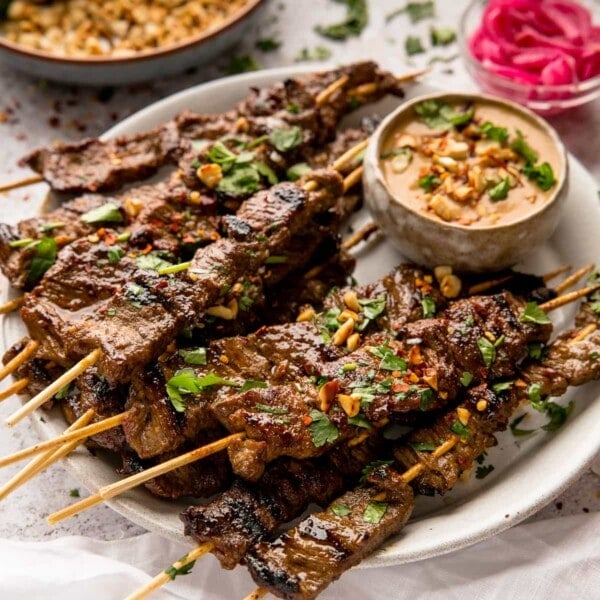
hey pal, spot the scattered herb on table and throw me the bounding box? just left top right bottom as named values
left=316, top=0, right=368, bottom=40
left=294, top=46, right=332, bottom=61
left=255, top=38, right=281, bottom=52
left=431, top=26, right=456, bottom=46
left=226, top=55, right=260, bottom=75
left=405, top=35, right=425, bottom=56
left=387, top=1, right=435, bottom=24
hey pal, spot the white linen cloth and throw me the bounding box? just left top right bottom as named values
left=1, top=513, right=598, bottom=600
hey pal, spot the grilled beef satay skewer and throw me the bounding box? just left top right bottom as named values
left=6, top=63, right=404, bottom=195
left=4, top=154, right=365, bottom=425
left=245, top=291, right=600, bottom=600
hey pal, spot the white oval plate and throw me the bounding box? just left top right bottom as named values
left=3, top=67, right=600, bottom=568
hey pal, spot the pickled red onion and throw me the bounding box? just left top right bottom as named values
left=469, top=0, right=600, bottom=85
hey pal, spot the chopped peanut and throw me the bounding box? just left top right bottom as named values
left=332, top=318, right=355, bottom=346
left=343, top=290, right=361, bottom=313
left=457, top=407, right=471, bottom=425
left=197, top=163, right=223, bottom=189
left=337, top=393, right=361, bottom=418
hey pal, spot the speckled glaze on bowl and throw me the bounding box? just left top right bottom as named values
left=363, top=92, right=569, bottom=272
left=0, top=0, right=266, bottom=85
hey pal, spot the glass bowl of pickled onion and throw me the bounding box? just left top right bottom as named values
left=459, top=0, right=600, bottom=115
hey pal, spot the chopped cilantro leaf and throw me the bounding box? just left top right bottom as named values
left=178, top=347, right=207, bottom=366
left=510, top=130, right=538, bottom=164
left=294, top=46, right=332, bottom=62
left=480, top=121, right=509, bottom=144
left=492, top=380, right=514, bottom=393
left=166, top=369, right=238, bottom=412
left=489, top=177, right=511, bottom=201
left=217, top=165, right=261, bottom=196
left=240, top=380, right=268, bottom=393
left=460, top=371, right=473, bottom=387
left=421, top=296, right=436, bottom=318
left=387, top=1, right=435, bottom=23
left=348, top=414, right=372, bottom=429
left=418, top=173, right=441, bottom=192
left=54, top=383, right=72, bottom=400
left=69, top=488, right=80, bottom=498
left=418, top=388, right=435, bottom=411
left=431, top=27, right=456, bottom=46
left=286, top=162, right=311, bottom=181
left=410, top=441, right=436, bottom=452
left=255, top=38, right=280, bottom=52
left=542, top=400, right=574, bottom=431
left=81, top=202, right=123, bottom=224
left=527, top=382, right=544, bottom=410
left=226, top=55, right=260, bottom=75
left=520, top=302, right=551, bottom=325
left=315, top=0, right=368, bottom=40
left=269, top=126, right=302, bottom=152
left=363, top=500, right=388, bottom=524
left=510, top=413, right=536, bottom=437
left=405, top=35, right=425, bottom=56
left=107, top=246, right=125, bottom=265
left=165, top=559, right=196, bottom=580
left=28, top=237, right=57, bottom=283
left=451, top=420, right=470, bottom=438
left=136, top=253, right=173, bottom=272
left=477, top=337, right=496, bottom=368
left=360, top=459, right=393, bottom=484
left=331, top=503, right=352, bottom=517
left=255, top=403, right=289, bottom=415
left=308, top=409, right=339, bottom=447
left=523, top=162, right=556, bottom=191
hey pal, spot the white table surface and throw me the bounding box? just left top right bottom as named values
left=0, top=0, right=598, bottom=546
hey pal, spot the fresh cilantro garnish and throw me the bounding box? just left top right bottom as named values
left=475, top=464, right=495, bottom=479
left=286, top=162, right=311, bottom=181
left=418, top=173, right=442, bottom=192
left=405, top=35, right=425, bottom=56
left=359, top=296, right=387, bottom=321
left=489, top=177, right=511, bottom=201
left=269, top=126, right=302, bottom=152
left=107, top=246, right=125, bottom=265
left=460, top=371, right=473, bottom=387
left=528, top=342, right=545, bottom=360
left=81, top=202, right=123, bottom=224
left=166, top=369, right=238, bottom=412
left=255, top=403, right=289, bottom=415
left=27, top=237, right=57, bottom=283
left=331, top=503, right=352, bottom=517
left=255, top=162, right=278, bottom=185
left=414, top=99, right=474, bottom=130
left=410, top=441, right=436, bottom=452
left=308, top=409, right=339, bottom=447
left=492, top=380, right=514, bottom=393
left=136, top=253, right=173, bottom=272
left=294, top=46, right=332, bottom=62
left=69, top=488, right=80, bottom=498
left=387, top=1, right=435, bottom=23
left=39, top=221, right=65, bottom=233
left=510, top=413, right=536, bottom=437
left=451, top=420, right=470, bottom=437
left=360, top=459, right=393, bottom=484
left=348, top=414, right=372, bottom=429
left=510, top=130, right=538, bottom=164
left=315, top=0, right=368, bottom=40
left=178, top=347, right=207, bottom=366
left=363, top=500, right=388, bottom=524
left=523, top=162, right=556, bottom=191
left=542, top=400, right=574, bottom=431
left=480, top=121, right=509, bottom=144
left=240, top=380, right=269, bottom=393
left=217, top=165, right=261, bottom=196
left=368, top=345, right=407, bottom=372
left=418, top=388, right=435, bottom=411
left=165, top=558, right=196, bottom=580
left=520, top=302, right=551, bottom=325
left=431, top=26, right=456, bottom=46
left=477, top=335, right=504, bottom=368
left=54, top=383, right=72, bottom=400
left=226, top=55, right=260, bottom=74
left=527, top=382, right=544, bottom=410
left=421, top=296, right=436, bottom=318
left=255, top=38, right=280, bottom=52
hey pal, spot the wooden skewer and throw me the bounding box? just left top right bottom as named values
left=0, top=295, right=24, bottom=315
left=467, top=275, right=514, bottom=296
left=554, top=263, right=594, bottom=294
left=347, top=68, right=430, bottom=98
left=244, top=435, right=458, bottom=600
left=540, top=284, right=600, bottom=313
left=0, top=409, right=95, bottom=501
left=0, top=340, right=39, bottom=383
left=46, top=432, right=245, bottom=525
left=331, top=138, right=369, bottom=172
left=542, top=264, right=571, bottom=283
left=0, top=377, right=29, bottom=402
left=5, top=348, right=102, bottom=427
left=0, top=175, right=44, bottom=194
left=123, top=543, right=213, bottom=600
left=568, top=323, right=597, bottom=345
left=0, top=410, right=128, bottom=468
left=315, top=74, right=350, bottom=107
left=341, top=221, right=380, bottom=251
left=342, top=166, right=363, bottom=192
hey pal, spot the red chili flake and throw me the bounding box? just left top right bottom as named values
left=96, top=227, right=106, bottom=237
left=104, top=233, right=117, bottom=246
left=391, top=382, right=410, bottom=393
left=155, top=280, right=168, bottom=290
left=141, top=244, right=153, bottom=255
left=302, top=415, right=313, bottom=426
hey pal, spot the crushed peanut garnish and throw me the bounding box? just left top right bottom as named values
left=457, top=407, right=471, bottom=425
left=296, top=307, right=316, bottom=323
left=332, top=317, right=355, bottom=346
left=476, top=399, right=488, bottom=412
left=346, top=332, right=361, bottom=351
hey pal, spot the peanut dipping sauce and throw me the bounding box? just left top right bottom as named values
left=380, top=99, right=562, bottom=227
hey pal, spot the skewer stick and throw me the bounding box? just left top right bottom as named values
left=315, top=75, right=350, bottom=107
left=568, top=323, right=597, bottom=345
left=0, top=340, right=39, bottom=383
left=0, top=295, right=24, bottom=315
left=331, top=139, right=369, bottom=172
left=0, top=175, right=44, bottom=194
left=244, top=434, right=458, bottom=600
left=347, top=68, right=430, bottom=98
left=0, top=377, right=29, bottom=402
left=542, top=264, right=571, bottom=283
left=341, top=221, right=380, bottom=251
left=0, top=410, right=128, bottom=468
left=0, top=409, right=95, bottom=501
left=46, top=432, right=246, bottom=525
left=342, top=166, right=364, bottom=192
left=5, top=348, right=102, bottom=427
left=553, top=263, right=594, bottom=294
left=123, top=543, right=213, bottom=600
left=467, top=276, right=513, bottom=296
left=540, top=284, right=600, bottom=313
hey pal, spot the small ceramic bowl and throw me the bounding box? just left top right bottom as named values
left=0, top=0, right=266, bottom=85
left=459, top=0, right=600, bottom=115
left=363, top=92, right=569, bottom=272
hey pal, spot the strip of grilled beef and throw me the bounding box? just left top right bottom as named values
left=18, top=171, right=344, bottom=381
left=212, top=292, right=551, bottom=480
left=245, top=291, right=600, bottom=599
left=21, top=62, right=402, bottom=194
left=179, top=437, right=383, bottom=570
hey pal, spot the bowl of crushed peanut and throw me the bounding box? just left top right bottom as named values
left=0, top=0, right=266, bottom=85
left=363, top=92, right=569, bottom=272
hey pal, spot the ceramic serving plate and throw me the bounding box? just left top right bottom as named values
left=2, top=67, right=600, bottom=569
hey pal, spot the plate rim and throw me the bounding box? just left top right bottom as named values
left=3, top=66, right=599, bottom=569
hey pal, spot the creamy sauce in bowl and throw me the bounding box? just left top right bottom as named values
left=380, top=98, right=562, bottom=227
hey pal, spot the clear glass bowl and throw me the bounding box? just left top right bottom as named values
left=458, top=0, right=600, bottom=115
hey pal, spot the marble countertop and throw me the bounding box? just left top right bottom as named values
left=0, top=0, right=598, bottom=543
